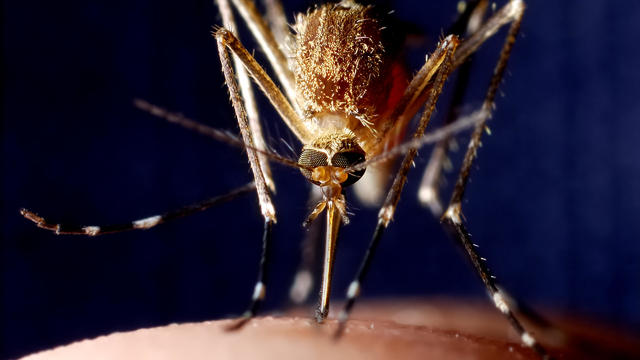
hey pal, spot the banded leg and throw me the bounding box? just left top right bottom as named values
left=21, top=182, right=256, bottom=236
left=419, top=0, right=488, bottom=216
left=216, top=24, right=278, bottom=329
left=226, top=218, right=273, bottom=330
left=345, top=0, right=528, bottom=173
left=439, top=3, right=553, bottom=358
left=335, top=35, right=459, bottom=336
left=216, top=0, right=275, bottom=191
left=380, top=0, right=524, bottom=142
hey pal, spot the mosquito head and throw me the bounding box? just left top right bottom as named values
left=298, top=130, right=366, bottom=188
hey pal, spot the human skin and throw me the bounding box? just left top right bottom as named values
left=20, top=299, right=640, bottom=360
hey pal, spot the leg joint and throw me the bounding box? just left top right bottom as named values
left=442, top=202, right=462, bottom=224
left=213, top=27, right=234, bottom=44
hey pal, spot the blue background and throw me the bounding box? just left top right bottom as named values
left=3, top=0, right=640, bottom=358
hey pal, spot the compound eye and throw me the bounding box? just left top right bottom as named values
left=298, top=148, right=328, bottom=184
left=331, top=151, right=366, bottom=187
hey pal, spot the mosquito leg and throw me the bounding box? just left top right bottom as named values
left=216, top=24, right=280, bottom=329
left=289, top=186, right=323, bottom=305
left=226, top=218, right=273, bottom=330
left=334, top=36, right=459, bottom=336
left=443, top=218, right=552, bottom=358
left=216, top=0, right=275, bottom=191
left=215, top=29, right=313, bottom=143
left=260, top=0, right=292, bottom=55
left=381, top=35, right=462, bottom=140
left=418, top=144, right=448, bottom=215
left=445, top=1, right=525, bottom=243
left=366, top=0, right=526, bottom=166
left=440, top=5, right=553, bottom=358
left=419, top=0, right=488, bottom=216
left=218, top=31, right=277, bottom=225
left=226, top=0, right=297, bottom=106
left=380, top=0, right=524, bottom=143
left=454, top=0, right=526, bottom=68
left=21, top=182, right=256, bottom=236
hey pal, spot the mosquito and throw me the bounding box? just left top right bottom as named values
left=20, top=0, right=557, bottom=358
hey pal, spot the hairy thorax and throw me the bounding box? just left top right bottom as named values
left=292, top=1, right=407, bottom=154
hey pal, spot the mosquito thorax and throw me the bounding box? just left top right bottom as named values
left=298, top=131, right=366, bottom=188
left=293, top=1, right=402, bottom=134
